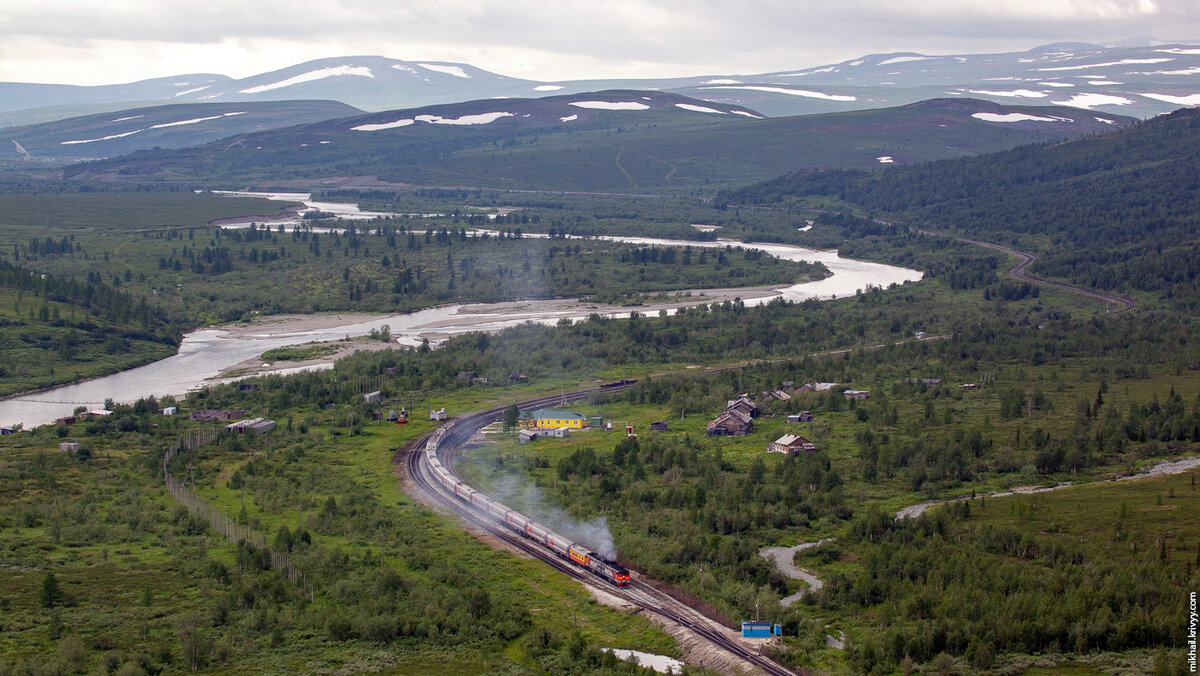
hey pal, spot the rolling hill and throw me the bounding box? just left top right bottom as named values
left=0, top=101, right=363, bottom=161
left=721, top=106, right=1200, bottom=313
left=64, top=93, right=1136, bottom=191
left=4, top=43, right=1200, bottom=126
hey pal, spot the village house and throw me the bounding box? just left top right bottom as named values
left=768, top=433, right=817, bottom=455
left=844, top=390, right=870, bottom=400
left=363, top=391, right=383, bottom=404
left=726, top=395, right=760, bottom=418
left=429, top=408, right=447, bottom=421
left=706, top=408, right=754, bottom=436
left=58, top=442, right=82, bottom=453
left=508, top=372, right=528, bottom=382
left=650, top=421, right=669, bottom=432
left=787, top=411, right=814, bottom=423
left=795, top=381, right=837, bottom=394
left=456, top=371, right=477, bottom=380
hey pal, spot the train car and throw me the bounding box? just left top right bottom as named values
left=527, top=521, right=551, bottom=543
left=585, top=554, right=631, bottom=587
left=505, top=510, right=531, bottom=533
left=568, top=545, right=590, bottom=566
left=454, top=483, right=476, bottom=502
left=470, top=492, right=492, bottom=509
left=486, top=499, right=510, bottom=522
left=545, top=532, right=572, bottom=557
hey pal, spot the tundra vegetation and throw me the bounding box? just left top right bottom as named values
left=1, top=107, right=1199, bottom=673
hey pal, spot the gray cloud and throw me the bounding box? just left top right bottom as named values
left=1, top=0, right=1198, bottom=84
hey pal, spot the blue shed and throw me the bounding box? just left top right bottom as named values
left=741, top=621, right=781, bottom=638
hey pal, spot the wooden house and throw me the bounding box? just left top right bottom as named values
left=768, top=434, right=817, bottom=455
left=706, top=409, right=754, bottom=436
left=726, top=396, right=760, bottom=418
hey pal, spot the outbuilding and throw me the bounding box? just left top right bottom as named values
left=741, top=621, right=782, bottom=638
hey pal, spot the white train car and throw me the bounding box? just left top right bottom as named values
left=545, top=532, right=572, bottom=557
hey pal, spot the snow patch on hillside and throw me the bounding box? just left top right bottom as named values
left=1038, top=58, right=1172, bottom=71
left=174, top=86, right=211, bottom=97
left=1051, top=93, right=1134, bottom=108
left=569, top=101, right=650, bottom=110
left=877, top=156, right=894, bottom=163
left=1138, top=92, right=1200, bottom=105
left=240, top=66, right=374, bottom=94
left=730, top=110, right=763, bottom=118
left=1134, top=66, right=1200, bottom=75
left=418, top=63, right=471, bottom=78
left=533, top=85, right=563, bottom=91
left=351, top=118, right=414, bottom=131
left=701, top=78, right=741, bottom=84
left=61, top=129, right=144, bottom=145
left=391, top=64, right=418, bottom=74
left=150, top=111, right=246, bottom=129
left=111, top=115, right=143, bottom=122
left=968, top=89, right=1048, bottom=98
left=972, top=112, right=1070, bottom=123
left=878, top=55, right=931, bottom=66
left=559, top=114, right=578, bottom=122
left=414, top=112, right=513, bottom=125
left=1088, top=80, right=1122, bottom=85
left=700, top=85, right=856, bottom=101
left=1157, top=48, right=1200, bottom=55
left=675, top=103, right=725, bottom=114
left=1038, top=82, right=1074, bottom=87
left=1095, top=117, right=1116, bottom=124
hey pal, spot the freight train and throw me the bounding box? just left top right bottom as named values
left=425, top=426, right=630, bottom=587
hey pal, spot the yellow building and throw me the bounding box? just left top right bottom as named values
left=520, top=409, right=586, bottom=429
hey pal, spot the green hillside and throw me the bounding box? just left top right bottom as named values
left=722, top=106, right=1200, bottom=314
left=64, top=96, right=1134, bottom=191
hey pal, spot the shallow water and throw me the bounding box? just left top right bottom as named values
left=0, top=193, right=921, bottom=428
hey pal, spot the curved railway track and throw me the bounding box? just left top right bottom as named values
left=402, top=385, right=798, bottom=676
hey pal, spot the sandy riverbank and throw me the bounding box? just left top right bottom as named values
left=206, top=284, right=785, bottom=380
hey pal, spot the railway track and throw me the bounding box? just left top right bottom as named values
left=401, top=384, right=798, bottom=676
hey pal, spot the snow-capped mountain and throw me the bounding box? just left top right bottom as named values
left=3, top=43, right=1200, bottom=126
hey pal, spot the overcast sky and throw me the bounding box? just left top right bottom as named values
left=2, top=0, right=1199, bottom=85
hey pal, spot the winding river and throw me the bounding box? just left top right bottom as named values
left=0, top=193, right=921, bottom=428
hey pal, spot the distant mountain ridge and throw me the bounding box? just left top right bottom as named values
left=64, top=93, right=1136, bottom=190
left=0, top=101, right=363, bottom=160
left=3, top=43, right=1200, bottom=127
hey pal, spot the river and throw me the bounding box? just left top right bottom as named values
left=0, top=192, right=921, bottom=428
